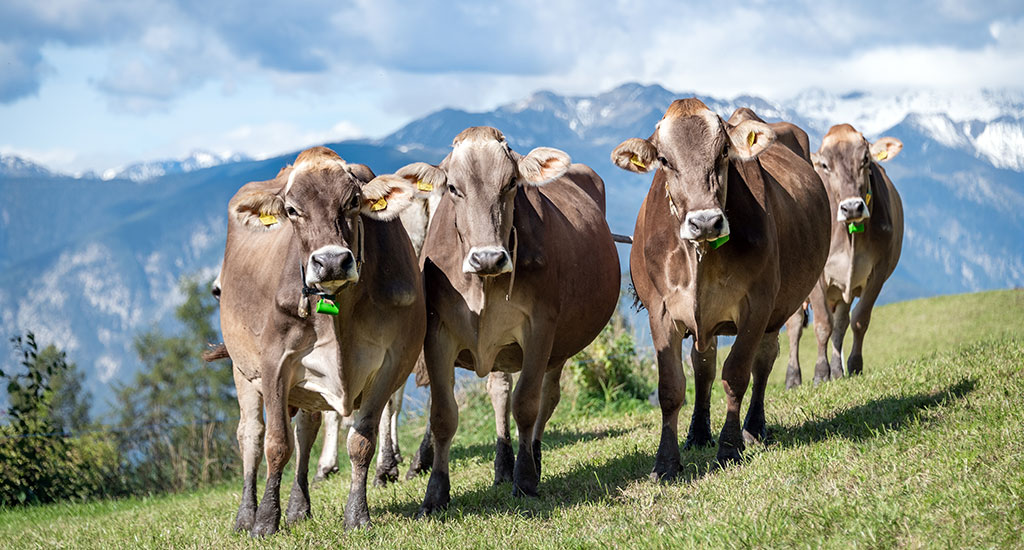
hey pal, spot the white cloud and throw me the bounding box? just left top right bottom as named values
left=207, top=119, right=363, bottom=160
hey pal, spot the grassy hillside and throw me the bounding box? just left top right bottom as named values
left=1, top=290, right=1022, bottom=548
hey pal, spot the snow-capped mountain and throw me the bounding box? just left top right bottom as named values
left=0, top=154, right=55, bottom=178
left=2, top=82, right=1022, bottom=412
left=100, top=151, right=253, bottom=182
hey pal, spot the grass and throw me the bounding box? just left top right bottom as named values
left=1, top=289, right=1022, bottom=548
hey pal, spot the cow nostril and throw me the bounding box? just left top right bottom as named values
left=339, top=251, right=354, bottom=271
left=689, top=220, right=701, bottom=233
left=713, top=217, right=724, bottom=232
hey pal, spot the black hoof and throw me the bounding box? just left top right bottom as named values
left=716, top=443, right=743, bottom=467
left=494, top=438, right=515, bottom=485
left=284, top=484, right=311, bottom=525
left=343, top=510, right=370, bottom=530
left=511, top=482, right=539, bottom=498
left=250, top=511, right=280, bottom=538
left=848, top=355, right=863, bottom=375
left=512, top=442, right=539, bottom=498
left=374, top=463, right=400, bottom=487
left=683, top=427, right=715, bottom=450
left=742, top=427, right=768, bottom=446
left=649, top=461, right=681, bottom=482
left=417, top=473, right=451, bottom=518
left=406, top=440, right=434, bottom=480
left=234, top=506, right=255, bottom=532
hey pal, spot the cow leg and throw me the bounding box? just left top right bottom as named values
left=811, top=288, right=834, bottom=385
left=343, top=389, right=389, bottom=530
left=684, top=339, right=716, bottom=449
left=373, top=391, right=400, bottom=487
left=783, top=309, right=804, bottom=389
left=390, top=385, right=404, bottom=464
left=286, top=409, right=321, bottom=525
left=510, top=328, right=556, bottom=498
left=848, top=276, right=884, bottom=375
left=251, top=368, right=293, bottom=537
left=743, top=332, right=780, bottom=445
left=530, top=361, right=565, bottom=479
left=487, top=371, right=515, bottom=485
left=650, top=310, right=685, bottom=481
left=232, top=368, right=264, bottom=532
left=314, top=411, right=342, bottom=483
left=717, top=317, right=769, bottom=466
left=417, top=334, right=459, bottom=517
left=829, top=301, right=851, bottom=380
left=406, top=396, right=434, bottom=480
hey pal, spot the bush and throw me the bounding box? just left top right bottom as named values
left=566, top=310, right=653, bottom=412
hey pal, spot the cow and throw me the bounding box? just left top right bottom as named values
left=783, top=124, right=904, bottom=388
left=312, top=172, right=520, bottom=488
left=217, top=146, right=426, bottom=536
left=611, top=99, right=830, bottom=473
left=394, top=126, right=620, bottom=514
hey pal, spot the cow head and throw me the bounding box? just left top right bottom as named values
left=231, top=146, right=417, bottom=293
left=812, top=124, right=902, bottom=223
left=391, top=127, right=570, bottom=276
left=611, top=98, right=775, bottom=243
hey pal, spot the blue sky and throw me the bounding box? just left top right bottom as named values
left=1, top=0, right=1022, bottom=173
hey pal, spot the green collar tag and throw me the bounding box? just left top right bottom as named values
left=848, top=222, right=865, bottom=234
left=709, top=234, right=730, bottom=249
left=315, top=298, right=339, bottom=315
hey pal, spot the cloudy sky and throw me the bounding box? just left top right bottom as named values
left=2, top=0, right=1022, bottom=173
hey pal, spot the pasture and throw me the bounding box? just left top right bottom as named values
left=1, top=289, right=1021, bottom=548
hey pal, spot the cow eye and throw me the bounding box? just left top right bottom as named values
left=657, top=156, right=670, bottom=169
left=285, top=205, right=299, bottom=217
left=347, top=194, right=360, bottom=211
left=447, top=184, right=462, bottom=198
left=503, top=177, right=517, bottom=193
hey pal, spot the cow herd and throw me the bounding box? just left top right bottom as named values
left=210, top=98, right=904, bottom=536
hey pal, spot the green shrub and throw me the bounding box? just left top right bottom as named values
left=566, top=311, right=653, bottom=412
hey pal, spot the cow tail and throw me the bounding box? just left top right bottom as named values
left=202, top=342, right=231, bottom=362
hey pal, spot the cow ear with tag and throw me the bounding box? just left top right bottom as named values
left=611, top=138, right=657, bottom=174
left=518, top=147, right=571, bottom=186
left=727, top=120, right=776, bottom=161
left=395, top=162, right=447, bottom=198
left=360, top=174, right=417, bottom=221
left=231, top=189, right=286, bottom=231
left=870, top=137, right=902, bottom=162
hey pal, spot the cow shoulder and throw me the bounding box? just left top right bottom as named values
left=364, top=218, right=420, bottom=308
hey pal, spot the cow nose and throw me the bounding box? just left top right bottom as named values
left=837, top=198, right=868, bottom=222
left=310, top=249, right=354, bottom=280
left=464, top=247, right=511, bottom=275
left=682, top=209, right=727, bottom=241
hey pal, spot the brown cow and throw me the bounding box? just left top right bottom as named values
left=612, top=99, right=830, bottom=472
left=395, top=127, right=620, bottom=513
left=218, top=146, right=425, bottom=536
left=784, top=124, right=904, bottom=387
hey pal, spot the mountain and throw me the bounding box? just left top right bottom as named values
left=100, top=151, right=254, bottom=183
left=1, top=83, right=1022, bottom=413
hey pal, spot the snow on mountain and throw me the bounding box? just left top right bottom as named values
left=100, top=150, right=251, bottom=182
left=0, top=154, right=54, bottom=178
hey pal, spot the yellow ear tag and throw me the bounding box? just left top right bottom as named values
left=747, top=131, right=757, bottom=147
left=370, top=197, right=388, bottom=212
left=259, top=213, right=278, bottom=226
left=876, top=150, right=888, bottom=161
left=629, top=155, right=646, bottom=169
left=417, top=180, right=434, bottom=192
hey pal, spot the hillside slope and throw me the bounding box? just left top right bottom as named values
left=1, top=290, right=1021, bottom=548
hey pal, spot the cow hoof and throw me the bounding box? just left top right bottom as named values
left=494, top=438, right=515, bottom=485
left=511, top=482, right=539, bottom=498
left=250, top=516, right=280, bottom=538
left=343, top=509, right=370, bottom=530
left=374, top=465, right=399, bottom=487
left=285, top=488, right=311, bottom=525
left=683, top=428, right=715, bottom=450
left=742, top=427, right=768, bottom=446
left=234, top=508, right=255, bottom=532
left=416, top=474, right=451, bottom=518
left=716, top=445, right=743, bottom=467
left=649, top=461, right=681, bottom=482
left=847, top=355, right=863, bottom=375
left=415, top=495, right=450, bottom=518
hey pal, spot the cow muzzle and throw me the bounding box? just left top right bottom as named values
left=306, top=245, right=358, bottom=290
left=837, top=198, right=869, bottom=222
left=463, top=246, right=512, bottom=276
left=680, top=208, right=729, bottom=242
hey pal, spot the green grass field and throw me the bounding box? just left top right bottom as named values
left=2, top=289, right=1022, bottom=549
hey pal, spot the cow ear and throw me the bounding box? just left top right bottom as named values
left=518, top=147, right=570, bottom=186
left=346, top=163, right=376, bottom=183
left=870, top=137, right=902, bottom=162
left=395, top=162, right=446, bottom=197
left=611, top=138, right=657, bottom=173
left=727, top=120, right=776, bottom=161
left=360, top=174, right=417, bottom=221
left=231, top=190, right=286, bottom=231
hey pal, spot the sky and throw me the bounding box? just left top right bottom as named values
left=1, top=0, right=1023, bottom=174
